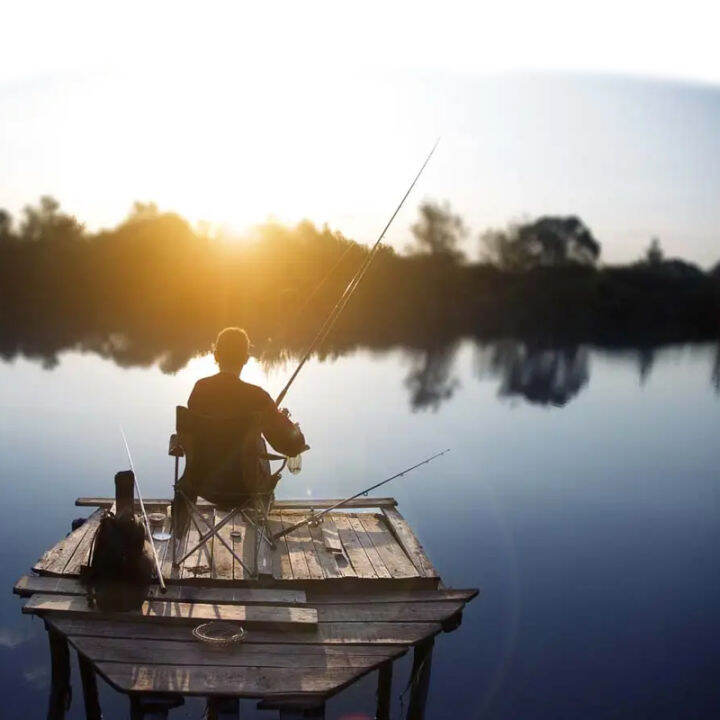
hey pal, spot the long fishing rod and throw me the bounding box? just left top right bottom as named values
left=120, top=426, right=167, bottom=593
left=271, top=448, right=450, bottom=542
left=275, top=138, right=440, bottom=407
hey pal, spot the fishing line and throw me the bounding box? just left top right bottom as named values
left=275, top=138, right=440, bottom=406
left=271, top=448, right=450, bottom=542
left=120, top=425, right=167, bottom=593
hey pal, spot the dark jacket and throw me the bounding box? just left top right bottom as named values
left=188, top=372, right=306, bottom=457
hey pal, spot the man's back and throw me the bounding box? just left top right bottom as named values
left=188, top=372, right=305, bottom=457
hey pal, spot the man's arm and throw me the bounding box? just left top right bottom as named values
left=260, top=394, right=307, bottom=457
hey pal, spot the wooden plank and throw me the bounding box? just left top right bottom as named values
left=307, top=589, right=479, bottom=605
left=65, top=504, right=117, bottom=576
left=180, top=510, right=214, bottom=580
left=293, top=521, right=325, bottom=581
left=308, top=524, right=342, bottom=580
left=317, top=516, right=355, bottom=578
left=24, top=594, right=318, bottom=630
left=33, top=510, right=103, bottom=575
left=282, top=513, right=311, bottom=580
left=70, top=637, right=403, bottom=668
left=13, top=575, right=307, bottom=605
left=212, top=509, right=234, bottom=581
left=381, top=508, right=439, bottom=578
left=357, top=514, right=418, bottom=579
left=76, top=497, right=399, bottom=511
left=267, top=515, right=292, bottom=580
left=315, top=601, right=465, bottom=623
left=94, top=662, right=360, bottom=697
left=51, top=617, right=441, bottom=645
left=333, top=515, right=376, bottom=579
left=348, top=515, right=391, bottom=579
left=239, top=516, right=257, bottom=581
left=320, top=516, right=343, bottom=554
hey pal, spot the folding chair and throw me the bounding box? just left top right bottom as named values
left=168, top=406, right=286, bottom=579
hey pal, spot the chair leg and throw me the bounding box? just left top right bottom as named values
left=175, top=499, right=257, bottom=578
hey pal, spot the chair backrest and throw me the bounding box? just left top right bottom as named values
left=175, top=405, right=272, bottom=503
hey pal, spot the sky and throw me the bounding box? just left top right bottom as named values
left=1, top=1, right=719, bottom=266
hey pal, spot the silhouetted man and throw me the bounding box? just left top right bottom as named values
left=188, top=327, right=306, bottom=458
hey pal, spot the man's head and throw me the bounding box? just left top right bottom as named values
left=213, top=327, right=250, bottom=375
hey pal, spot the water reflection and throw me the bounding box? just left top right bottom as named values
left=404, top=343, right=461, bottom=411
left=475, top=341, right=590, bottom=407
left=1, top=326, right=719, bottom=410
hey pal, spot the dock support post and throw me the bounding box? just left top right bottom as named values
left=46, top=623, right=71, bottom=720
left=129, top=694, right=183, bottom=719
left=206, top=697, right=239, bottom=719
left=278, top=706, right=325, bottom=719
left=376, top=660, right=393, bottom=720
left=77, top=653, right=102, bottom=720
left=406, top=637, right=434, bottom=720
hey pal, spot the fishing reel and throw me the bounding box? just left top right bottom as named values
left=307, top=509, right=324, bottom=529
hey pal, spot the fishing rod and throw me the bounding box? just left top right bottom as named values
left=270, top=448, right=450, bottom=542
left=120, top=426, right=167, bottom=593
left=275, top=138, right=440, bottom=407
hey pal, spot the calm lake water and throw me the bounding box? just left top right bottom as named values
left=1, top=340, right=719, bottom=719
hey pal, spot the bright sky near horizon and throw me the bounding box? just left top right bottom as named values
left=2, top=1, right=719, bottom=265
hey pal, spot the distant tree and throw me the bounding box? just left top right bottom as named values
left=127, top=201, right=160, bottom=222
left=645, top=237, right=664, bottom=265
left=19, top=196, right=84, bottom=243
left=408, top=200, right=466, bottom=262
left=482, top=215, right=600, bottom=270
left=711, top=261, right=720, bottom=280
left=0, top=209, right=13, bottom=243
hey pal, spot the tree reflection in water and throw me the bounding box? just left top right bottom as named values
left=404, top=343, right=461, bottom=411
left=476, top=340, right=590, bottom=407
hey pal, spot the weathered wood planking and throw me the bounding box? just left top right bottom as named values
left=212, top=509, right=234, bottom=581
left=381, top=508, right=439, bottom=578
left=347, top=515, right=392, bottom=579
left=239, top=513, right=257, bottom=581
left=33, top=516, right=92, bottom=575
left=93, top=662, right=362, bottom=697
left=255, top=524, right=274, bottom=578
left=70, top=637, right=404, bottom=668
left=308, top=524, right=343, bottom=579
left=49, top=617, right=442, bottom=645
left=180, top=510, right=214, bottom=581
left=293, top=519, right=325, bottom=581
left=32, top=504, right=428, bottom=585
left=357, top=514, right=419, bottom=579
left=267, top=515, right=292, bottom=579
left=24, top=594, right=317, bottom=630
left=333, top=514, right=377, bottom=579
left=14, top=575, right=307, bottom=605
left=77, top=497, right=399, bottom=511
left=315, top=601, right=464, bottom=623
left=33, top=509, right=104, bottom=576
left=307, top=588, right=478, bottom=605
left=282, top=513, right=311, bottom=580
left=321, top=516, right=343, bottom=554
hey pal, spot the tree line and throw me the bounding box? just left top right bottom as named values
left=0, top=197, right=718, bottom=372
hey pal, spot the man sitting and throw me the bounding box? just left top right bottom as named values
left=186, top=327, right=307, bottom=496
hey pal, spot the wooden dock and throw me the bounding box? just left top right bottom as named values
left=16, top=496, right=478, bottom=719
